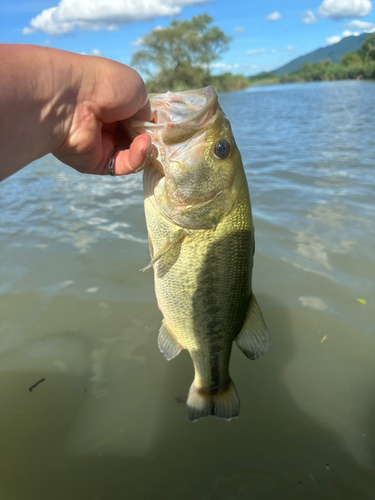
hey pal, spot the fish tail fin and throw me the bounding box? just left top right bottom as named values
left=186, top=379, right=240, bottom=422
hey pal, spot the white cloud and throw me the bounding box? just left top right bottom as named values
left=246, top=49, right=266, bottom=56
left=80, top=48, right=105, bottom=56
left=91, top=48, right=104, bottom=56
left=266, top=11, right=281, bottom=22
left=276, top=45, right=294, bottom=52
left=342, top=29, right=360, bottom=36
left=210, top=62, right=232, bottom=70
left=247, top=46, right=294, bottom=56
left=319, top=0, right=372, bottom=21
left=346, top=19, right=375, bottom=31
left=131, top=37, right=144, bottom=46
left=301, top=10, right=317, bottom=24
left=23, top=0, right=209, bottom=36
left=326, top=35, right=342, bottom=44
left=325, top=30, right=360, bottom=45
left=234, top=26, right=246, bottom=34
left=22, top=26, right=34, bottom=35
left=209, top=62, right=242, bottom=73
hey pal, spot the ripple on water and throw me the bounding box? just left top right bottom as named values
left=0, top=81, right=374, bottom=496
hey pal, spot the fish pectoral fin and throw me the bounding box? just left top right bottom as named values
left=158, top=321, right=183, bottom=361
left=235, top=294, right=269, bottom=360
left=140, top=229, right=185, bottom=272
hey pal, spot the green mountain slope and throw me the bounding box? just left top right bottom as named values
left=273, top=33, right=371, bottom=75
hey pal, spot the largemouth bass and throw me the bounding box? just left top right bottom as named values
left=126, top=86, right=269, bottom=421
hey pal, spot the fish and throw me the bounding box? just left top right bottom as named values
left=125, top=86, right=269, bottom=421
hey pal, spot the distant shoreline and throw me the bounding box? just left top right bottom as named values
left=245, top=77, right=375, bottom=91
left=147, top=32, right=375, bottom=94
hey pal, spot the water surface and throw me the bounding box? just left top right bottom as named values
left=0, top=80, right=374, bottom=499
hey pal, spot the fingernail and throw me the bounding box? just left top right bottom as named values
left=142, top=142, right=151, bottom=157
left=134, top=143, right=150, bottom=173
left=135, top=143, right=158, bottom=173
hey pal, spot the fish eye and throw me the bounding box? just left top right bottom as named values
left=213, top=140, right=230, bottom=159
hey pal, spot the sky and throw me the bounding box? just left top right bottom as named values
left=1, top=0, right=375, bottom=76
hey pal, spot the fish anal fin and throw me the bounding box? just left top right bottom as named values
left=158, top=321, right=183, bottom=361
left=235, top=294, right=269, bottom=360
left=186, top=379, right=240, bottom=422
left=141, top=229, right=184, bottom=272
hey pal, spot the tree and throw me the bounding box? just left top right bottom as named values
left=361, top=33, right=375, bottom=61
left=341, top=51, right=363, bottom=66
left=356, top=33, right=375, bottom=62
left=297, top=60, right=333, bottom=81
left=131, top=14, right=231, bottom=92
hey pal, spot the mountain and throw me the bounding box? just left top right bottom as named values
left=272, top=33, right=371, bottom=75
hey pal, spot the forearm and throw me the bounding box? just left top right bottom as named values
left=0, top=45, right=81, bottom=180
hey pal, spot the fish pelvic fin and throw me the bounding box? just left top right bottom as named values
left=158, top=321, right=183, bottom=361
left=235, top=294, right=269, bottom=360
left=140, top=229, right=185, bottom=272
left=186, top=379, right=240, bottom=422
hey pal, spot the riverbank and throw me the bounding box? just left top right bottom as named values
left=145, top=32, right=375, bottom=93
left=146, top=64, right=375, bottom=94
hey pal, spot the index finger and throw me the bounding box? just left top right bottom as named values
left=95, top=61, right=150, bottom=123
left=131, top=97, right=152, bottom=122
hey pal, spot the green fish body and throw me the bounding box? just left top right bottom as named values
left=126, top=86, right=269, bottom=421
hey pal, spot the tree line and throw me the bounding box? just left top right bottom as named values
left=278, top=33, right=375, bottom=83
left=131, top=15, right=375, bottom=93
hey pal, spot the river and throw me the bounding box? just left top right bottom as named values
left=0, top=80, right=374, bottom=498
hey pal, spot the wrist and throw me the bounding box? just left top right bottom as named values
left=40, top=48, right=84, bottom=156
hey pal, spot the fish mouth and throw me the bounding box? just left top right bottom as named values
left=124, top=86, right=219, bottom=174
left=150, top=85, right=218, bottom=144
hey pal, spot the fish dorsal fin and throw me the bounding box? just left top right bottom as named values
left=140, top=229, right=185, bottom=272
left=235, top=294, right=269, bottom=359
left=158, top=321, right=183, bottom=360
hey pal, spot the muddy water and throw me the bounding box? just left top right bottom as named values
left=0, top=81, right=374, bottom=499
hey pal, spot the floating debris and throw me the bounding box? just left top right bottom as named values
left=356, top=298, right=367, bottom=305
left=29, top=378, right=45, bottom=392
left=320, top=335, right=328, bottom=343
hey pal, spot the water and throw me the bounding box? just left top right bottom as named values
left=0, top=80, right=374, bottom=498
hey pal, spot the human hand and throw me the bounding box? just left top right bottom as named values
left=0, top=45, right=156, bottom=181
left=52, top=55, right=156, bottom=176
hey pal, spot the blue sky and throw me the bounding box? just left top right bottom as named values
left=1, top=0, right=375, bottom=76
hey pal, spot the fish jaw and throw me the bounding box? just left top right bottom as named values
left=138, top=105, right=242, bottom=230
left=123, top=85, right=218, bottom=175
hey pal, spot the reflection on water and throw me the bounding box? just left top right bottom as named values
left=298, top=296, right=328, bottom=311
left=0, top=81, right=374, bottom=498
